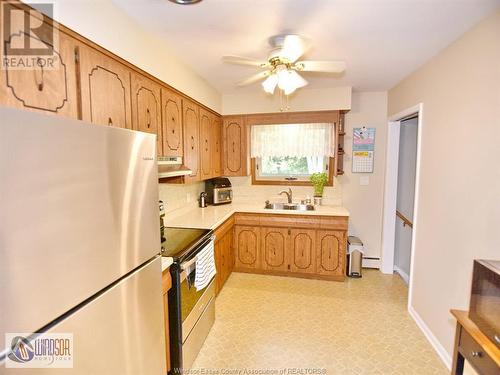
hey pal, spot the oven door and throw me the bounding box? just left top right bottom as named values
left=179, top=248, right=216, bottom=343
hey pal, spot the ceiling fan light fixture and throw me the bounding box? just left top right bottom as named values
left=262, top=74, right=278, bottom=94
left=168, top=0, right=202, bottom=4
left=277, top=69, right=307, bottom=95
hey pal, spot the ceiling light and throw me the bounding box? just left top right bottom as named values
left=277, top=69, right=308, bottom=95
left=168, top=0, right=202, bottom=4
left=262, top=74, right=278, bottom=94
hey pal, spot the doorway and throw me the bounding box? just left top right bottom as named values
left=393, top=116, right=418, bottom=284
left=380, top=103, right=423, bottom=309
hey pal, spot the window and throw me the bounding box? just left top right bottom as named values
left=251, top=123, right=335, bottom=185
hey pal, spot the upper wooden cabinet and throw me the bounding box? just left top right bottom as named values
left=0, top=9, right=79, bottom=119
left=78, top=44, right=132, bottom=129
left=182, top=98, right=200, bottom=183
left=199, top=108, right=212, bottom=180
left=131, top=73, right=162, bottom=154
left=161, top=88, right=183, bottom=157
left=211, top=116, right=222, bottom=177
left=222, top=115, right=248, bottom=176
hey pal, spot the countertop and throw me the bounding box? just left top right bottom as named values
left=164, top=201, right=350, bottom=231
left=161, top=257, right=173, bottom=272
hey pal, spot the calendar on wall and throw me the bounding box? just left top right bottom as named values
left=352, top=127, right=375, bottom=173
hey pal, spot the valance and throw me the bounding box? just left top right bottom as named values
left=250, top=123, right=335, bottom=158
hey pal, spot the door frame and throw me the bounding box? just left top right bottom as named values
left=380, top=103, right=424, bottom=310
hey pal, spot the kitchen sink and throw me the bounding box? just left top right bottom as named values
left=264, top=202, right=315, bottom=211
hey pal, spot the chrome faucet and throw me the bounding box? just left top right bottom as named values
left=279, top=188, right=293, bottom=204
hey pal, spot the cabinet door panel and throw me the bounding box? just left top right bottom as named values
left=78, top=45, right=132, bottom=128
left=289, top=229, right=316, bottom=274
left=234, top=225, right=260, bottom=270
left=161, top=88, right=183, bottom=157
left=211, top=116, right=222, bottom=177
left=316, top=230, right=346, bottom=277
left=182, top=99, right=200, bottom=182
left=0, top=8, right=78, bottom=118
left=131, top=73, right=161, bottom=154
left=261, top=227, right=288, bottom=272
left=223, top=116, right=246, bottom=176
left=199, top=108, right=212, bottom=180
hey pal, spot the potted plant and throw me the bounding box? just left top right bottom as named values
left=310, top=172, right=328, bottom=204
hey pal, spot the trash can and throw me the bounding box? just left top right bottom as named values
left=347, top=236, right=364, bottom=278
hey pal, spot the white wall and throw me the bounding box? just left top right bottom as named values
left=46, top=0, right=221, bottom=112
left=388, top=9, right=500, bottom=366
left=222, top=87, right=352, bottom=115
left=394, top=117, right=418, bottom=279
left=341, top=92, right=388, bottom=262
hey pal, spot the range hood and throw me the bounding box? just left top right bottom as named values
left=158, top=156, right=192, bottom=178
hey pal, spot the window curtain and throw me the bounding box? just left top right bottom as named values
left=250, top=123, right=335, bottom=158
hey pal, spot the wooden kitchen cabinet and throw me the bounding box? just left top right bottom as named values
left=316, top=230, right=346, bottom=278
left=261, top=227, right=289, bottom=272
left=289, top=229, right=316, bottom=274
left=78, top=44, right=132, bottom=129
left=234, top=225, right=260, bottom=271
left=199, top=108, right=212, bottom=180
left=182, top=98, right=200, bottom=183
left=222, top=115, right=248, bottom=176
left=161, top=88, right=183, bottom=157
left=131, top=73, right=162, bottom=154
left=0, top=6, right=79, bottom=119
left=162, top=268, right=172, bottom=372
left=211, top=116, right=222, bottom=177
left=214, top=217, right=234, bottom=294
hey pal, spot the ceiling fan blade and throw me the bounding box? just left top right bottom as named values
left=237, top=71, right=270, bottom=86
left=281, top=35, right=309, bottom=63
left=222, top=55, right=269, bottom=68
left=295, top=60, right=346, bottom=73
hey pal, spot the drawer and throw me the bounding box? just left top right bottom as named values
left=234, top=213, right=260, bottom=226
left=319, top=216, right=348, bottom=230
left=259, top=214, right=319, bottom=228
left=459, top=328, right=498, bottom=374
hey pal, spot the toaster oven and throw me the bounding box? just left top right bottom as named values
left=205, top=178, right=232, bottom=205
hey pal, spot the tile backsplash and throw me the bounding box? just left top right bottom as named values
left=159, top=181, right=204, bottom=213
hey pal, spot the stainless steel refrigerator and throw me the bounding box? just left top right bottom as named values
left=0, top=107, right=166, bottom=374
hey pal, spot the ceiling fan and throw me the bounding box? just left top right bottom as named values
left=223, top=34, right=346, bottom=96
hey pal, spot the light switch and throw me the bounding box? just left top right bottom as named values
left=360, top=176, right=370, bottom=185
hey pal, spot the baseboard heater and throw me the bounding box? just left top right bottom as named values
left=362, top=257, right=380, bottom=269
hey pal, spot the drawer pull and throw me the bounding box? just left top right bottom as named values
left=495, top=334, right=500, bottom=344
left=471, top=351, right=482, bottom=358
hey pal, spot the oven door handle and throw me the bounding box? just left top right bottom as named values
left=181, top=256, right=198, bottom=272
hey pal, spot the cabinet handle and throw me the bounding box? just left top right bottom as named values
left=172, top=128, right=175, bottom=134
left=205, top=139, right=208, bottom=152
left=34, top=58, right=44, bottom=91
left=108, top=117, right=113, bottom=126
left=191, top=136, right=195, bottom=150
left=146, top=108, right=151, bottom=128
left=232, top=141, right=235, bottom=153
left=471, top=351, right=482, bottom=358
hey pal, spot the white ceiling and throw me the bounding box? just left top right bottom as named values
left=114, top=0, right=499, bottom=94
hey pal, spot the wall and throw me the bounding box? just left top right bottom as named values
left=159, top=182, right=204, bottom=214
left=394, top=117, right=418, bottom=280
left=341, top=92, right=388, bottom=263
left=388, top=9, right=500, bottom=365
left=222, top=87, right=352, bottom=115
left=47, top=0, right=221, bottom=112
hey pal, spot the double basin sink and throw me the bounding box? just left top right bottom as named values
left=264, top=201, right=315, bottom=211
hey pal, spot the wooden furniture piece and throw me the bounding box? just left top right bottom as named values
left=222, top=115, right=248, bottom=176
left=213, top=216, right=235, bottom=294
left=182, top=98, right=201, bottom=183
left=336, top=111, right=346, bottom=175
left=451, top=310, right=500, bottom=375
left=233, top=213, right=348, bottom=281
left=162, top=267, right=173, bottom=373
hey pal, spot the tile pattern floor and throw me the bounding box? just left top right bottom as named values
left=192, top=270, right=447, bottom=374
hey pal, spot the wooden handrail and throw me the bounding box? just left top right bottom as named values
left=396, top=210, right=413, bottom=228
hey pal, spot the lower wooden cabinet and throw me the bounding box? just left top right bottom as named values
left=161, top=268, right=172, bottom=372
left=261, top=227, right=288, bottom=272
left=289, top=229, right=316, bottom=274
left=234, top=225, right=260, bottom=271
left=214, top=217, right=234, bottom=294
left=316, top=230, right=346, bottom=278
left=233, top=214, right=347, bottom=281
